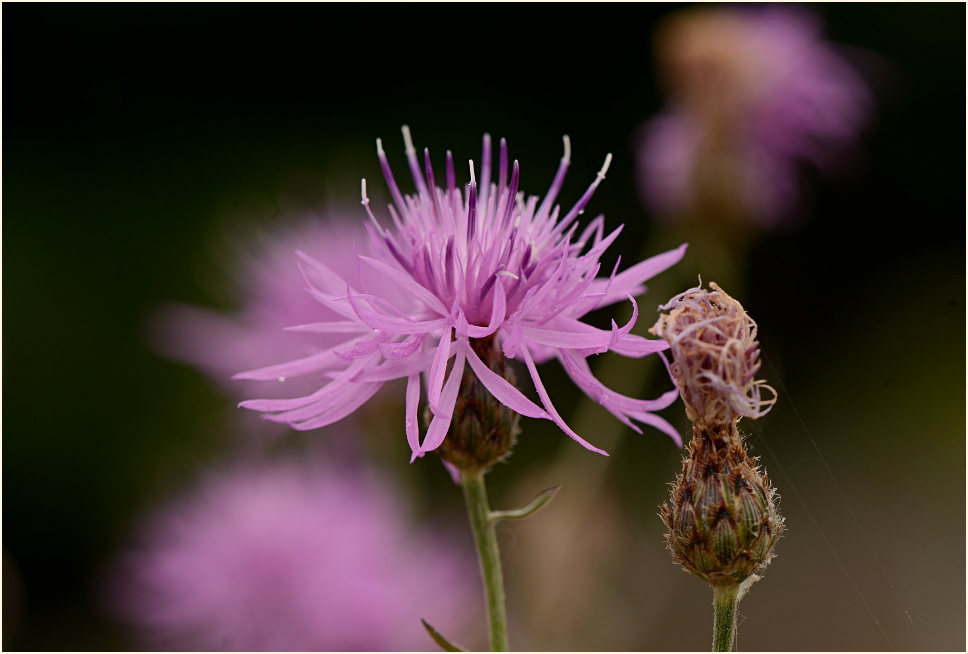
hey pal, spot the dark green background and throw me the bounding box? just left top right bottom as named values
left=4, top=3, right=964, bottom=650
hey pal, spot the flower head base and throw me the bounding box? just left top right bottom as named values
left=650, top=282, right=776, bottom=427
left=236, top=128, right=687, bottom=462
left=436, top=335, right=520, bottom=471
left=661, top=421, right=783, bottom=587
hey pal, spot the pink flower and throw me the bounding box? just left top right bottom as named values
left=237, top=128, right=687, bottom=459
left=638, top=6, right=874, bottom=228
left=149, top=217, right=389, bottom=403
left=106, top=457, right=475, bottom=651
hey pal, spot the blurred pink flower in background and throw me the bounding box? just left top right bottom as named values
left=150, top=216, right=387, bottom=402
left=105, top=457, right=475, bottom=651
left=637, top=6, right=874, bottom=230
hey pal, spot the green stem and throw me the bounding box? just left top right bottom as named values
left=459, top=468, right=509, bottom=651
left=712, top=584, right=739, bottom=651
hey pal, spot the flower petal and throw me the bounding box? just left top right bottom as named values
left=519, top=344, right=607, bottom=456
left=258, top=357, right=374, bottom=423
left=543, top=315, right=670, bottom=357
left=358, top=255, right=449, bottom=316
left=519, top=324, right=611, bottom=352
left=609, top=333, right=670, bottom=358
left=427, top=327, right=453, bottom=412
left=463, top=277, right=506, bottom=339
left=239, top=384, right=335, bottom=413
left=615, top=242, right=688, bottom=287
left=624, top=410, right=683, bottom=447
left=558, top=349, right=680, bottom=413
left=304, top=288, right=363, bottom=321
left=233, top=339, right=366, bottom=381
left=413, top=347, right=466, bottom=461
left=378, top=333, right=425, bottom=359
left=405, top=373, right=421, bottom=454
left=283, top=320, right=369, bottom=334
left=286, top=382, right=384, bottom=431
left=556, top=349, right=681, bottom=445
left=462, top=339, right=548, bottom=419
left=296, top=250, right=350, bottom=296
left=588, top=243, right=688, bottom=307
left=353, top=348, right=441, bottom=383
left=345, top=287, right=447, bottom=335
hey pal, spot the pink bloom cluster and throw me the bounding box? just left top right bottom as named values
left=638, top=6, right=874, bottom=228
left=107, top=458, right=474, bottom=651
left=237, top=128, right=687, bottom=459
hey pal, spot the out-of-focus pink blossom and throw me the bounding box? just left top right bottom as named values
left=238, top=128, right=687, bottom=460
left=106, top=457, right=475, bottom=651
left=150, top=217, right=382, bottom=402
left=638, top=6, right=874, bottom=229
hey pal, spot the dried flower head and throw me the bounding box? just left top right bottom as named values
left=650, top=281, right=776, bottom=427
left=237, top=128, right=687, bottom=463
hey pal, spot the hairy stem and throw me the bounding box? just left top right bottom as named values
left=460, top=468, right=509, bottom=651
left=712, top=583, right=739, bottom=651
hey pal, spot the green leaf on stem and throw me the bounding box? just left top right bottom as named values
left=421, top=618, right=467, bottom=652
left=489, top=485, right=560, bottom=523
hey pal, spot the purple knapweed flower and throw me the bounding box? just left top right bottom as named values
left=105, top=458, right=475, bottom=650
left=638, top=6, right=874, bottom=229
left=236, top=128, right=687, bottom=460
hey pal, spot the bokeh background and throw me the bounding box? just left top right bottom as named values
left=4, top=3, right=964, bottom=651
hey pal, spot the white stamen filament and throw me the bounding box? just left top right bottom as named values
left=361, top=179, right=387, bottom=237
left=496, top=270, right=520, bottom=280
left=562, top=134, right=572, bottom=163
left=401, top=125, right=416, bottom=155
left=469, top=160, right=476, bottom=185
left=598, top=153, right=613, bottom=180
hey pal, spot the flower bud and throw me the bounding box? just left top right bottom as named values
left=433, top=335, right=520, bottom=471
left=661, top=422, right=783, bottom=586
